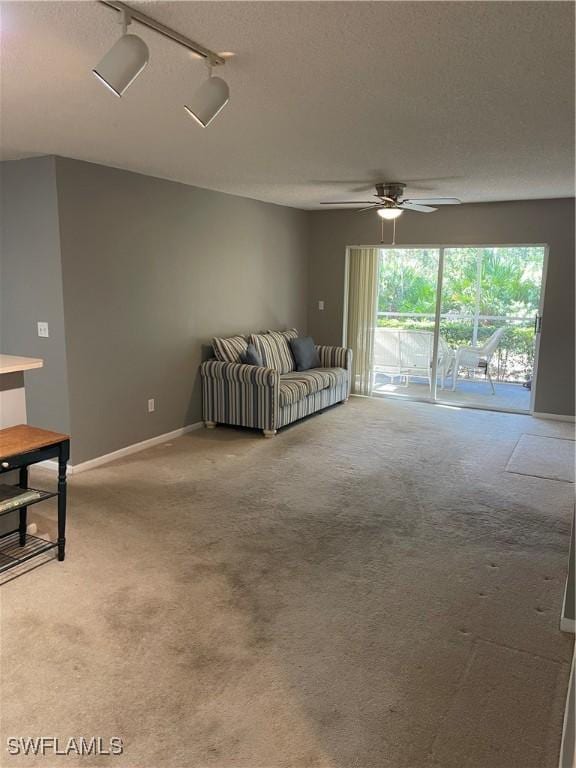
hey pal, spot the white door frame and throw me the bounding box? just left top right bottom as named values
left=429, top=246, right=445, bottom=403
left=346, top=243, right=550, bottom=415
left=528, top=244, right=550, bottom=413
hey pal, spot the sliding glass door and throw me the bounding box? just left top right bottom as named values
left=365, top=245, right=547, bottom=413
left=437, top=247, right=546, bottom=411
left=373, top=248, right=440, bottom=399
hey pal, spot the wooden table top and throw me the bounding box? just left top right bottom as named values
left=0, top=354, right=44, bottom=374
left=0, top=424, right=69, bottom=460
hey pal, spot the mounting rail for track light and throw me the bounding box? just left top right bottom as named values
left=98, top=0, right=226, bottom=65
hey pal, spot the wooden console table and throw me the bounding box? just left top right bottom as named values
left=0, top=425, right=70, bottom=575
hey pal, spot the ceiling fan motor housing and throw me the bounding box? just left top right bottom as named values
left=375, top=182, right=406, bottom=201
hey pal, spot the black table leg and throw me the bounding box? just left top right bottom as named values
left=19, top=466, right=28, bottom=546
left=57, top=441, right=69, bottom=561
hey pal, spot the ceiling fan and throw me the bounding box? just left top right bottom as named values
left=320, top=182, right=461, bottom=218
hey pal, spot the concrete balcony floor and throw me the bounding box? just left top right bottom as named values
left=372, top=373, right=531, bottom=412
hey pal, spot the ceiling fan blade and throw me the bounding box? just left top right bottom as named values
left=403, top=197, right=461, bottom=205
left=358, top=205, right=384, bottom=214
left=399, top=202, right=437, bottom=213
left=320, top=201, right=375, bottom=205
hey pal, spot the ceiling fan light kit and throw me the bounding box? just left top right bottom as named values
left=94, top=1, right=229, bottom=126
left=377, top=208, right=403, bottom=220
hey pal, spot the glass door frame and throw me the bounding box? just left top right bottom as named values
left=344, top=243, right=549, bottom=415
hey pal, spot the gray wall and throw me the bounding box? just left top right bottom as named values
left=54, top=158, right=308, bottom=463
left=307, top=199, right=575, bottom=417
left=0, top=157, right=71, bottom=435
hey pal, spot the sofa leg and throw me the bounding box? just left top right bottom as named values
left=263, top=429, right=277, bottom=438
left=204, top=421, right=216, bottom=429
left=342, top=397, right=349, bottom=403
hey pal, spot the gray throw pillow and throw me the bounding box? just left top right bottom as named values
left=240, top=343, right=263, bottom=366
left=290, top=336, right=321, bottom=371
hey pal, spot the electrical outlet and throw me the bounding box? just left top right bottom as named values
left=318, top=300, right=325, bottom=311
left=148, top=398, right=155, bottom=413
left=37, top=321, right=49, bottom=338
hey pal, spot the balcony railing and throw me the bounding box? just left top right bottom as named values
left=377, top=311, right=531, bottom=323
left=376, top=311, right=536, bottom=383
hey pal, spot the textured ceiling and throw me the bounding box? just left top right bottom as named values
left=1, top=1, right=574, bottom=208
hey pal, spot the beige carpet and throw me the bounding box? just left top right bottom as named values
left=1, top=398, right=574, bottom=768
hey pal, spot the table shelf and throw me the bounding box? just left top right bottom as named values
left=0, top=532, right=58, bottom=574
left=0, top=488, right=58, bottom=519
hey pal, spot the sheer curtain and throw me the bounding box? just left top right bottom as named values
left=345, top=247, right=379, bottom=396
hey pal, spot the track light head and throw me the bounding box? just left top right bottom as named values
left=93, top=32, right=149, bottom=97
left=184, top=73, right=230, bottom=127
left=94, top=3, right=230, bottom=124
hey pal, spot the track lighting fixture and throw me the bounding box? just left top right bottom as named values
left=377, top=208, right=404, bottom=220
left=93, top=9, right=149, bottom=97
left=94, top=1, right=230, bottom=126
left=184, top=59, right=230, bottom=127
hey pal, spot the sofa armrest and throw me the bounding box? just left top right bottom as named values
left=201, top=360, right=279, bottom=387
left=201, top=360, right=279, bottom=431
left=315, top=345, right=353, bottom=371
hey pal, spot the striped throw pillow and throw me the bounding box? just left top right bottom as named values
left=267, top=328, right=298, bottom=340
left=212, top=335, right=248, bottom=364
left=251, top=331, right=296, bottom=374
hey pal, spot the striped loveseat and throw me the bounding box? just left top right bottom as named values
left=200, top=330, right=352, bottom=437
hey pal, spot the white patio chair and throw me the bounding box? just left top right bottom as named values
left=399, top=330, right=434, bottom=387
left=399, top=331, right=455, bottom=390
left=373, top=327, right=456, bottom=391
left=437, top=336, right=456, bottom=390
left=451, top=327, right=507, bottom=394
left=373, top=328, right=407, bottom=386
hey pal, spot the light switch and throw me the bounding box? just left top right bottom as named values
left=318, top=300, right=325, bottom=311
left=37, top=322, right=49, bottom=338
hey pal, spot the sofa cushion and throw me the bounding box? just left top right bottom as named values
left=251, top=331, right=295, bottom=374
left=290, top=336, right=321, bottom=371
left=279, top=367, right=347, bottom=406
left=279, top=376, right=310, bottom=406
left=212, top=335, right=248, bottom=364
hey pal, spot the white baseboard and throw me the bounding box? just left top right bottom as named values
left=533, top=412, right=575, bottom=423
left=36, top=422, right=203, bottom=475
